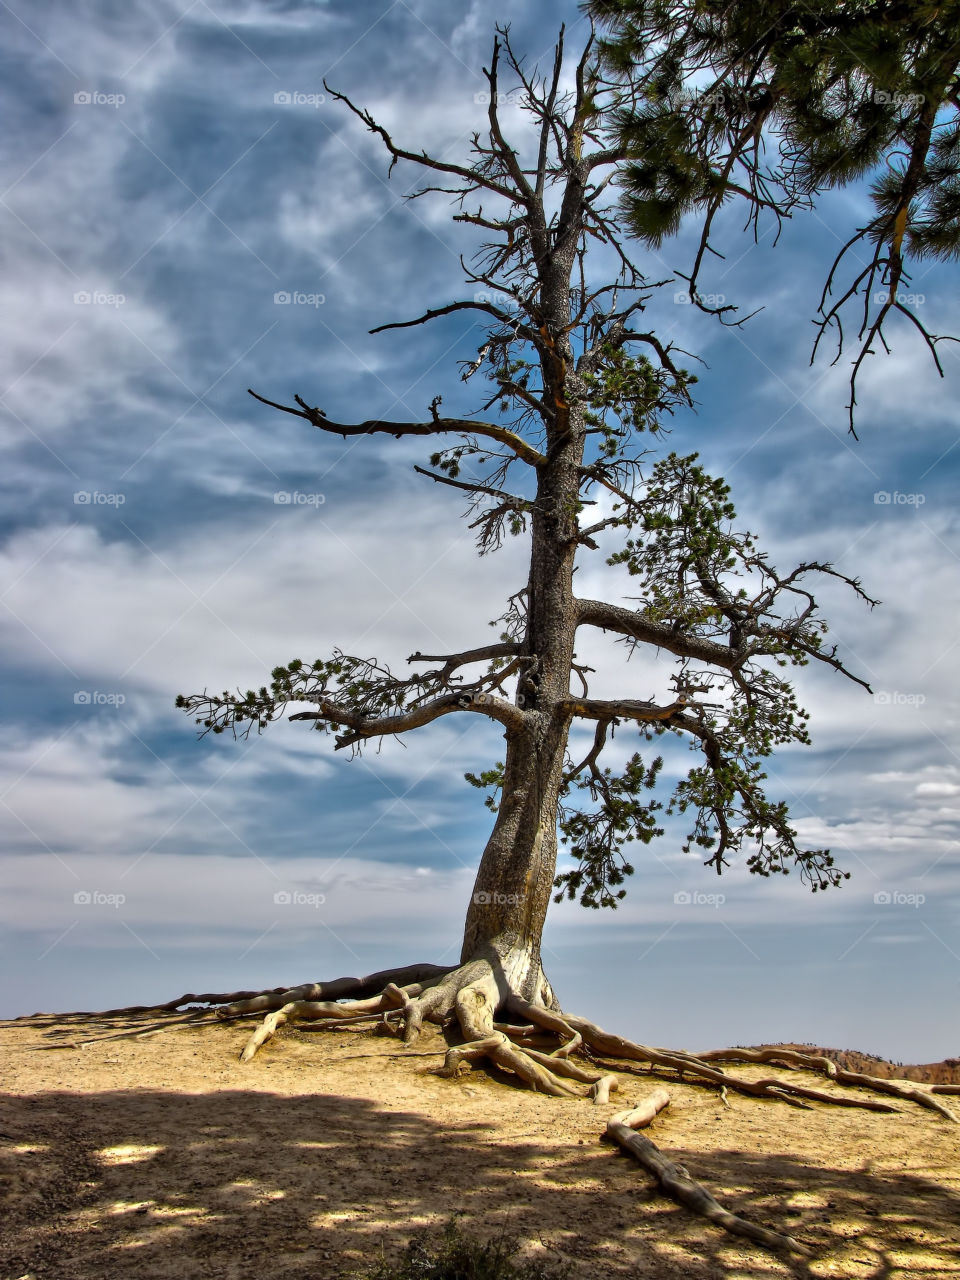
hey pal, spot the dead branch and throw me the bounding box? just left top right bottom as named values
left=606, top=1093, right=811, bottom=1256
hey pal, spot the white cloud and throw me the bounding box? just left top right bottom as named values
left=0, top=848, right=476, bottom=945
left=0, top=488, right=527, bottom=694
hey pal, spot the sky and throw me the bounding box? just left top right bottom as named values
left=1, top=0, right=958, bottom=1064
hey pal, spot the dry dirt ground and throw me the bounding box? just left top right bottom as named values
left=1, top=1019, right=958, bottom=1280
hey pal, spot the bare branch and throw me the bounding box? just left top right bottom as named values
left=408, top=642, right=519, bottom=680
left=247, top=388, right=545, bottom=468
left=413, top=464, right=532, bottom=510
left=577, top=598, right=745, bottom=670
left=369, top=298, right=539, bottom=344
left=323, top=80, right=517, bottom=202
left=561, top=696, right=688, bottom=724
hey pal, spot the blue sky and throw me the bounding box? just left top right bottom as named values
left=1, top=0, right=958, bottom=1063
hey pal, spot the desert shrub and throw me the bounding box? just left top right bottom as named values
left=355, top=1218, right=570, bottom=1280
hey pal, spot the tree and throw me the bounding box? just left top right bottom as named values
left=586, top=0, right=960, bottom=432
left=18, top=19, right=957, bottom=1256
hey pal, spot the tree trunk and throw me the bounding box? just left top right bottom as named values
left=459, top=715, right=570, bottom=1003
left=459, top=313, right=586, bottom=1004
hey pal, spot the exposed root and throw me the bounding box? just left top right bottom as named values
left=505, top=995, right=582, bottom=1058
left=563, top=1014, right=920, bottom=1115
left=9, top=965, right=951, bottom=1124
left=216, top=963, right=454, bottom=1018
left=440, top=979, right=583, bottom=1097
left=239, top=981, right=422, bottom=1062
left=606, top=1092, right=811, bottom=1256
left=697, top=1045, right=959, bottom=1123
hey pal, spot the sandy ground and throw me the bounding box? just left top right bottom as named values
left=1, top=1018, right=958, bottom=1280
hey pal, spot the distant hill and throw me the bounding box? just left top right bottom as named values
left=757, top=1043, right=960, bottom=1086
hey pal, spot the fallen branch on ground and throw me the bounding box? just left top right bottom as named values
left=605, top=1091, right=812, bottom=1256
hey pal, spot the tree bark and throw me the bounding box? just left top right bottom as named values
left=459, top=212, right=586, bottom=1002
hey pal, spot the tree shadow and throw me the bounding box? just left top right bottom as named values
left=1, top=1082, right=957, bottom=1279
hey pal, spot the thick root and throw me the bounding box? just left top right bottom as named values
left=239, top=981, right=424, bottom=1062
left=438, top=976, right=590, bottom=1098
left=11, top=966, right=951, bottom=1125
left=605, top=1092, right=811, bottom=1256
left=697, top=1045, right=959, bottom=1123
left=561, top=1014, right=949, bottom=1117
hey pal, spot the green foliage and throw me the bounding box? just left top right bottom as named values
left=355, top=1219, right=569, bottom=1280
left=588, top=0, right=960, bottom=261
left=176, top=650, right=450, bottom=743
left=555, top=752, right=664, bottom=908
left=582, top=345, right=696, bottom=447
left=464, top=762, right=507, bottom=812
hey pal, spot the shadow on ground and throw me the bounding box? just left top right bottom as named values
left=1, top=1084, right=957, bottom=1279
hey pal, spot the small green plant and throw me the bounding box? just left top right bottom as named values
left=355, top=1218, right=570, bottom=1280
